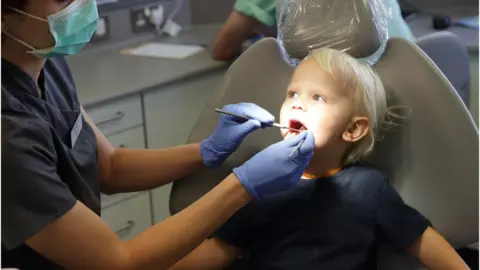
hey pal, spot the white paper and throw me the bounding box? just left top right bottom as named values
left=126, top=43, right=205, bottom=59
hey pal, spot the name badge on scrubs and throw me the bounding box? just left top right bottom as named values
left=71, top=113, right=83, bottom=148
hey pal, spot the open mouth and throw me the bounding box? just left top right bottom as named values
left=288, top=119, right=307, bottom=133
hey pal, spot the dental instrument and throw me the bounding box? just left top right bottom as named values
left=289, top=139, right=304, bottom=158
left=215, top=108, right=301, bottom=132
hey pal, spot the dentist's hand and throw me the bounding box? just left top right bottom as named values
left=233, top=131, right=315, bottom=199
left=201, top=103, right=275, bottom=169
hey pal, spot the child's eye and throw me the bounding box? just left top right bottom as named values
left=287, top=91, right=298, bottom=99
left=313, top=94, right=325, bottom=102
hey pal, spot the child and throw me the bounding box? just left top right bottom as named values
left=169, top=49, right=468, bottom=270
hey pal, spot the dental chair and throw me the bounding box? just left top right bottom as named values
left=416, top=32, right=471, bottom=105
left=170, top=0, right=479, bottom=268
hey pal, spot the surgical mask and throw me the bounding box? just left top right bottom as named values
left=3, top=0, right=99, bottom=58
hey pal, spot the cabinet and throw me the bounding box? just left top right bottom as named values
left=101, top=193, right=152, bottom=241
left=86, top=95, right=151, bottom=216
left=143, top=70, right=225, bottom=223
left=83, top=68, right=226, bottom=231
left=143, top=71, right=224, bottom=149
left=101, top=126, right=146, bottom=209
left=87, top=95, right=143, bottom=136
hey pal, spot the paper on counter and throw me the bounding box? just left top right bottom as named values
left=121, top=43, right=205, bottom=59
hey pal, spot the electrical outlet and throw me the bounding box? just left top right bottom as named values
left=130, top=4, right=164, bottom=34
left=91, top=16, right=110, bottom=43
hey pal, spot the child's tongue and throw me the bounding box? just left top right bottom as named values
left=289, top=119, right=307, bottom=132
left=284, top=119, right=307, bottom=139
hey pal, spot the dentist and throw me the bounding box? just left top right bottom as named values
left=1, top=1, right=315, bottom=269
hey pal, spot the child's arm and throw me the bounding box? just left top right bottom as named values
left=408, top=226, right=470, bottom=269
left=169, top=237, right=243, bottom=270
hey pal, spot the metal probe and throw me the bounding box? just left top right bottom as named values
left=215, top=108, right=305, bottom=157
left=215, top=108, right=301, bottom=132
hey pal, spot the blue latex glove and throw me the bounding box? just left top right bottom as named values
left=233, top=131, right=315, bottom=199
left=201, top=103, right=275, bottom=169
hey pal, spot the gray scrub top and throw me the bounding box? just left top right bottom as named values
left=2, top=57, right=100, bottom=269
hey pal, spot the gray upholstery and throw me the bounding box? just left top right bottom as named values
left=369, top=36, right=478, bottom=248
left=170, top=37, right=479, bottom=268
left=416, top=31, right=471, bottom=105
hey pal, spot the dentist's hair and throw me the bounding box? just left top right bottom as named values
left=307, top=48, right=397, bottom=165
left=1, top=0, right=27, bottom=42
left=1, top=0, right=27, bottom=14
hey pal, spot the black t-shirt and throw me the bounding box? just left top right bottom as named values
left=216, top=164, right=429, bottom=270
left=1, top=57, right=100, bottom=269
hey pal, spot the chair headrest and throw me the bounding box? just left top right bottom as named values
left=276, top=0, right=392, bottom=60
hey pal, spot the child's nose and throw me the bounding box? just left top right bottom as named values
left=291, top=100, right=305, bottom=111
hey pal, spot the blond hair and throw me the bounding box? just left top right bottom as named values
left=307, top=48, right=392, bottom=165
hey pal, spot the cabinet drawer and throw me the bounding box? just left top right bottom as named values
left=101, top=127, right=146, bottom=209
left=87, top=95, right=143, bottom=136
left=144, top=70, right=224, bottom=149
left=108, top=126, right=145, bottom=149
left=101, top=193, right=152, bottom=241
left=151, top=184, right=172, bottom=223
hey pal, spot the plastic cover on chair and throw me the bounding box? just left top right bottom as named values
left=276, top=0, right=392, bottom=64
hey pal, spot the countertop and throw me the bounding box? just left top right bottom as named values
left=408, top=13, right=479, bottom=52
left=68, top=25, right=228, bottom=107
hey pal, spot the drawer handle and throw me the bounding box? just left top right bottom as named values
left=95, top=111, right=125, bottom=126
left=115, top=220, right=136, bottom=237
left=119, top=144, right=127, bottom=148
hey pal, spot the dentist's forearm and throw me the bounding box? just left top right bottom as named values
left=82, top=108, right=205, bottom=194
left=25, top=173, right=252, bottom=270
left=103, top=143, right=203, bottom=194
left=212, top=10, right=258, bottom=60
left=125, top=173, right=251, bottom=270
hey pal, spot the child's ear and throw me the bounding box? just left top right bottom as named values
left=342, top=117, right=370, bottom=142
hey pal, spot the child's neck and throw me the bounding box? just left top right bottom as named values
left=302, top=155, right=343, bottom=180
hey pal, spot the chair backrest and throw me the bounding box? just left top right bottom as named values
left=416, top=31, right=471, bottom=105
left=370, top=36, right=478, bottom=269
left=369, top=35, right=478, bottom=248
left=170, top=37, right=479, bottom=268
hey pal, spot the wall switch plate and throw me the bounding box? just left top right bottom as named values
left=130, top=4, right=164, bottom=34
left=91, top=15, right=110, bottom=43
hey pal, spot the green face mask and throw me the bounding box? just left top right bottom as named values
left=4, top=0, right=99, bottom=58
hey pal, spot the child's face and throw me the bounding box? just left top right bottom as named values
left=279, top=58, right=368, bottom=154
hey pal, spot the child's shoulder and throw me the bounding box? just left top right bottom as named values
left=339, top=162, right=388, bottom=187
